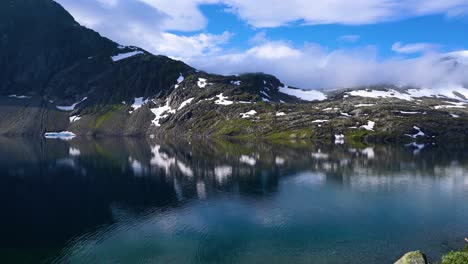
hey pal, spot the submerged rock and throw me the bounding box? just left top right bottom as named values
left=394, top=251, right=428, bottom=264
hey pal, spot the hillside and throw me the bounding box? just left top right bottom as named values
left=0, top=0, right=467, bottom=145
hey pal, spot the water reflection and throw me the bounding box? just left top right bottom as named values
left=0, top=137, right=467, bottom=263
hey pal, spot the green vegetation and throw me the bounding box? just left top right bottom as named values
left=267, top=128, right=312, bottom=140
left=213, top=118, right=255, bottom=138
left=440, top=245, right=468, bottom=264
left=93, top=105, right=124, bottom=130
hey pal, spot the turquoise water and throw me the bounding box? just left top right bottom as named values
left=0, top=138, right=467, bottom=263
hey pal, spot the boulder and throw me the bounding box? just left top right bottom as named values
left=394, top=251, right=428, bottom=264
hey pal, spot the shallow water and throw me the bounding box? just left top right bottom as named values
left=0, top=138, right=467, bottom=263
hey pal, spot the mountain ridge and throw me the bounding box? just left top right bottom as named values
left=0, top=0, right=467, bottom=145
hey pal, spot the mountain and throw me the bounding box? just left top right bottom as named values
left=0, top=0, right=467, bottom=144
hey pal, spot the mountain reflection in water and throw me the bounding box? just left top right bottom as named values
left=0, top=137, right=467, bottom=264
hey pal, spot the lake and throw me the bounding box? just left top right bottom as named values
left=0, top=137, right=467, bottom=263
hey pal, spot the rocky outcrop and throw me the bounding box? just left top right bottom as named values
left=394, top=251, right=428, bottom=264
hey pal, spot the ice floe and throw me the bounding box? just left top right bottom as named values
left=44, top=131, right=76, bottom=140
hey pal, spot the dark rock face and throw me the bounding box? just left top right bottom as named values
left=1, top=0, right=468, bottom=144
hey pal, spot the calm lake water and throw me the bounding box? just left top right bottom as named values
left=0, top=137, right=467, bottom=264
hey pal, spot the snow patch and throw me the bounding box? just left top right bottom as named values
left=399, top=111, right=422, bottom=114
left=279, top=86, right=327, bottom=101
left=57, top=97, right=87, bottom=111
left=312, top=120, right=329, bottom=123
left=8, top=95, right=31, bottom=99
left=335, top=134, right=345, bottom=144
left=406, top=126, right=426, bottom=139
left=361, top=121, right=375, bottom=131
left=214, top=93, right=234, bottom=105
left=175, top=74, right=185, bottom=88
left=111, top=51, right=143, bottom=62
left=69, top=116, right=81, bottom=123
left=197, top=78, right=208, bottom=88
left=276, top=112, right=286, bottom=116
left=178, top=98, right=195, bottom=110
left=355, top=104, right=375, bottom=107
left=240, top=110, right=257, bottom=118
left=150, top=101, right=176, bottom=127
left=131, top=97, right=148, bottom=112
left=434, top=101, right=467, bottom=109
left=348, top=89, right=412, bottom=101
left=231, top=80, right=241, bottom=86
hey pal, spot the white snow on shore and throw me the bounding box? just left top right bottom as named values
left=44, top=131, right=76, bottom=140
left=335, top=134, right=345, bottom=144
left=406, top=126, right=425, bottom=138
left=361, top=121, right=375, bottom=131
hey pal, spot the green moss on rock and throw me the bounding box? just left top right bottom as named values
left=394, top=251, right=427, bottom=264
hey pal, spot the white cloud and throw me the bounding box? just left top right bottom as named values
left=55, top=0, right=231, bottom=58
left=222, top=0, right=468, bottom=27
left=392, top=42, right=440, bottom=54
left=187, top=41, right=468, bottom=90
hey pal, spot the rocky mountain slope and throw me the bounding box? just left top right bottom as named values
left=1, top=0, right=468, bottom=144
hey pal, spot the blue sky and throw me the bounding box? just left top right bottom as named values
left=55, top=0, right=468, bottom=89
